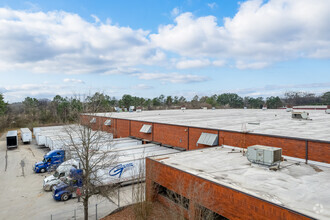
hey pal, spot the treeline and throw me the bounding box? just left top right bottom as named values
left=0, top=91, right=329, bottom=132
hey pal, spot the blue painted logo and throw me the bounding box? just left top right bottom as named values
left=109, top=163, right=134, bottom=178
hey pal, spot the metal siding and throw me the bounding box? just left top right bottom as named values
left=140, top=124, right=152, bottom=133
left=104, top=119, right=111, bottom=126
left=197, top=132, right=218, bottom=146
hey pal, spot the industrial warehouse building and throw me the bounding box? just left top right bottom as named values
left=82, top=109, right=330, bottom=219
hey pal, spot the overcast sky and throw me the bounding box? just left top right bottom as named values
left=0, top=0, right=329, bottom=103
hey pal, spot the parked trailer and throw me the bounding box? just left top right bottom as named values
left=53, top=145, right=180, bottom=201
left=49, top=137, right=140, bottom=151
left=20, top=128, right=32, bottom=144
left=6, top=130, right=18, bottom=149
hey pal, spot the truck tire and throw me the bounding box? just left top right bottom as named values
left=40, top=168, right=46, bottom=173
left=61, top=193, right=69, bottom=201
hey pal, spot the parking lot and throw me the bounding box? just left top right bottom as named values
left=0, top=133, right=135, bottom=220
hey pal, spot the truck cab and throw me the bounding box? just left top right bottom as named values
left=53, top=168, right=83, bottom=201
left=43, top=159, right=78, bottom=191
left=33, top=149, right=65, bottom=173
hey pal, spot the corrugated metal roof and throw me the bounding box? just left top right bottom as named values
left=197, top=132, right=218, bottom=146
left=104, top=119, right=111, bottom=126
left=140, top=124, right=152, bottom=133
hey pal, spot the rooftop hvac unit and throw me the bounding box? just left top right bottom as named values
left=104, top=119, right=111, bottom=126
left=90, top=118, right=96, bottom=123
left=247, top=145, right=282, bottom=166
left=197, top=133, right=218, bottom=146
left=181, top=106, right=186, bottom=110
left=292, top=111, right=310, bottom=120
left=140, top=124, right=152, bottom=133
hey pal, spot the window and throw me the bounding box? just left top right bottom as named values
left=195, top=205, right=228, bottom=220
left=155, top=183, right=189, bottom=209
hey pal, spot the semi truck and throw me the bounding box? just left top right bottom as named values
left=52, top=144, right=180, bottom=201
left=53, top=168, right=83, bottom=201
left=43, top=159, right=78, bottom=191
left=33, top=149, right=65, bottom=173
left=20, top=128, right=32, bottom=144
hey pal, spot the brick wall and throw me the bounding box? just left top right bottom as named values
left=153, top=124, right=188, bottom=149
left=188, top=127, right=218, bottom=150
left=130, top=120, right=152, bottom=140
left=146, top=158, right=312, bottom=220
left=79, top=115, right=330, bottom=163
left=308, top=141, right=330, bottom=163
left=115, top=119, right=130, bottom=138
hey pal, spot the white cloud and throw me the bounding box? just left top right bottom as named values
left=63, top=78, right=85, bottom=84
left=225, top=82, right=330, bottom=97
left=131, top=84, right=153, bottom=90
left=151, top=0, right=330, bottom=67
left=133, top=73, right=208, bottom=84
left=176, top=59, right=211, bottom=69
left=91, top=14, right=100, bottom=23
left=207, top=2, right=217, bottom=9
left=235, top=61, right=270, bottom=69
left=2, top=83, right=72, bottom=102
left=171, top=7, right=180, bottom=17
left=0, top=8, right=163, bottom=74
left=212, top=60, right=226, bottom=67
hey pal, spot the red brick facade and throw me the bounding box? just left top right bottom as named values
left=146, top=158, right=313, bottom=220
left=80, top=115, right=330, bottom=164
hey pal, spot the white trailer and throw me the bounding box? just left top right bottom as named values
left=20, top=128, right=32, bottom=143
left=94, top=145, right=180, bottom=185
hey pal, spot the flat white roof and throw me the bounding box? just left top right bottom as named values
left=151, top=146, right=330, bottom=220
left=90, top=109, right=330, bottom=142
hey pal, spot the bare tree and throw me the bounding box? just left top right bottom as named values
left=60, top=93, right=117, bottom=220
left=62, top=120, right=117, bottom=220
left=131, top=154, right=154, bottom=220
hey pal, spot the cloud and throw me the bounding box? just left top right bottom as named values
left=171, top=7, right=180, bottom=17
left=235, top=61, right=270, bottom=69
left=133, top=73, right=208, bottom=84
left=0, top=8, right=163, bottom=74
left=63, top=78, right=85, bottom=84
left=151, top=0, right=330, bottom=67
left=2, top=83, right=72, bottom=102
left=131, top=84, right=153, bottom=90
left=207, top=2, right=217, bottom=9
left=227, top=82, right=330, bottom=97
left=176, top=59, right=211, bottom=69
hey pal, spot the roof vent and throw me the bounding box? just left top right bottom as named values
left=197, top=133, right=218, bottom=146
left=90, top=118, right=96, bottom=123
left=104, top=119, right=111, bottom=126
left=292, top=111, right=310, bottom=120
left=140, top=124, right=152, bottom=133
left=247, top=145, right=282, bottom=167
